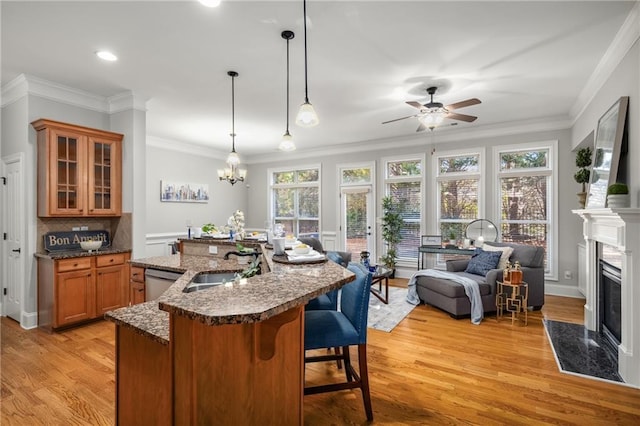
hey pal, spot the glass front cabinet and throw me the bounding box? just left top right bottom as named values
left=33, top=119, right=123, bottom=217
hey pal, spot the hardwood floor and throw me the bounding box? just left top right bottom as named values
left=2, top=284, right=640, bottom=425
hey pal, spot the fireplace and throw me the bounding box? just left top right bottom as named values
left=574, top=208, right=640, bottom=388
left=598, top=255, right=621, bottom=355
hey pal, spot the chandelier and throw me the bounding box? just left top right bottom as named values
left=217, top=71, right=247, bottom=185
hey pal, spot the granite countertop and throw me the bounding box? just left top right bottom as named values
left=105, top=249, right=354, bottom=344
left=35, top=247, right=132, bottom=260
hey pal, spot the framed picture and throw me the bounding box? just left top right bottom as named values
left=160, top=180, right=209, bottom=203
left=421, top=235, right=442, bottom=247
left=586, top=96, right=629, bottom=208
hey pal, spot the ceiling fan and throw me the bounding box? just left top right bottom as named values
left=382, top=86, right=481, bottom=132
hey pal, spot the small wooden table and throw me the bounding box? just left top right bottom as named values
left=496, top=281, right=528, bottom=325
left=370, top=266, right=392, bottom=304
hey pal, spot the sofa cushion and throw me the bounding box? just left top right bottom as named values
left=484, top=242, right=544, bottom=268
left=465, top=249, right=502, bottom=276
left=481, top=244, right=514, bottom=270
left=416, top=273, right=491, bottom=298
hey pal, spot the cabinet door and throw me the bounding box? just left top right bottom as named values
left=47, top=129, right=87, bottom=216
left=56, top=269, right=95, bottom=327
left=130, top=281, right=146, bottom=306
left=87, top=137, right=122, bottom=216
left=96, top=264, right=128, bottom=315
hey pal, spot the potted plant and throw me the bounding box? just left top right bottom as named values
left=380, top=196, right=403, bottom=275
left=574, top=146, right=592, bottom=208
left=607, top=183, right=629, bottom=208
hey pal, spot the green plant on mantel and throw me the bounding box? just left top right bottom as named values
left=574, top=146, right=592, bottom=209
left=607, top=183, right=629, bottom=195
left=574, top=147, right=592, bottom=193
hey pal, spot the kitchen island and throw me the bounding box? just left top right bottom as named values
left=106, top=245, right=354, bottom=425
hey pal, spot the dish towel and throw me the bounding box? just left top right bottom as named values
left=407, top=269, right=484, bottom=325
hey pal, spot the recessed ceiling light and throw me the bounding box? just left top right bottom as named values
left=199, top=0, right=221, bottom=7
left=96, top=50, right=118, bottom=61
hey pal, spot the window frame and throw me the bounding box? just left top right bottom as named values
left=431, top=147, right=486, bottom=246
left=492, top=140, right=558, bottom=280
left=267, top=164, right=322, bottom=237
left=381, top=154, right=425, bottom=267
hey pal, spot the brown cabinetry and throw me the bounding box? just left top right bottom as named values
left=38, top=252, right=131, bottom=330
left=130, top=266, right=146, bottom=306
left=32, top=119, right=123, bottom=217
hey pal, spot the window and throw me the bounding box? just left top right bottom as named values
left=384, top=158, right=423, bottom=263
left=496, top=143, right=556, bottom=277
left=270, top=166, right=320, bottom=237
left=434, top=150, right=483, bottom=243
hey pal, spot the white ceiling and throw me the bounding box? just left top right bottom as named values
left=1, top=1, right=636, bottom=159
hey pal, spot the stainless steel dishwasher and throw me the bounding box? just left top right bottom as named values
left=144, top=268, right=183, bottom=301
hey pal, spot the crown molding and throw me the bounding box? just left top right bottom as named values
left=245, top=115, right=572, bottom=165
left=108, top=91, right=149, bottom=113
left=0, top=73, right=148, bottom=113
left=570, top=2, right=640, bottom=121
left=146, top=135, right=228, bottom=161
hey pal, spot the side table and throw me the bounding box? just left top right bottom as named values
left=496, top=281, right=528, bottom=325
left=370, top=266, right=392, bottom=304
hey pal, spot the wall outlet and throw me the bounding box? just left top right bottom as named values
left=564, top=270, right=573, bottom=280
left=72, top=226, right=80, bottom=231
left=208, top=246, right=218, bottom=254
left=80, top=226, right=88, bottom=231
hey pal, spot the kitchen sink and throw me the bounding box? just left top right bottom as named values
left=183, top=272, right=237, bottom=293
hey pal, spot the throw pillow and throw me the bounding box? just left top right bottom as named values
left=482, top=244, right=514, bottom=270
left=465, top=249, right=502, bottom=276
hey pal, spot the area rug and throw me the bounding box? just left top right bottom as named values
left=367, top=286, right=416, bottom=332
left=543, top=319, right=624, bottom=384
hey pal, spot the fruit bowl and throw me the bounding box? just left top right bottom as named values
left=293, top=244, right=311, bottom=255
left=80, top=240, right=102, bottom=251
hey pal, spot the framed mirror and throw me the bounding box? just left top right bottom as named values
left=586, top=96, right=629, bottom=208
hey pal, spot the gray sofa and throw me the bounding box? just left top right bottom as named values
left=414, top=242, right=545, bottom=319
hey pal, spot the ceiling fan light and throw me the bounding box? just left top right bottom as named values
left=279, top=131, right=296, bottom=151
left=296, top=102, right=319, bottom=127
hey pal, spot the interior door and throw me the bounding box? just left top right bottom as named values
left=341, top=187, right=374, bottom=261
left=2, top=155, right=24, bottom=321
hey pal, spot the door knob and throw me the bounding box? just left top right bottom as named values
left=12, top=248, right=21, bottom=253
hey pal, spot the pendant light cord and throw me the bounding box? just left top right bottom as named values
left=230, top=73, right=236, bottom=152
left=303, top=0, right=309, bottom=103
left=286, top=36, right=290, bottom=132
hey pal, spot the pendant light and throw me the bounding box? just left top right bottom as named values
left=279, top=30, right=296, bottom=152
left=295, top=0, right=319, bottom=127
left=217, top=71, right=247, bottom=185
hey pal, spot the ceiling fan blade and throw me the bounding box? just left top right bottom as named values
left=416, top=122, right=428, bottom=132
left=446, top=112, right=478, bottom=122
left=382, top=114, right=418, bottom=124
left=445, top=98, right=481, bottom=111
left=406, top=101, right=425, bottom=110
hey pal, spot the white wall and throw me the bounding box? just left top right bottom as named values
left=572, top=40, right=639, bottom=207
left=145, top=144, right=248, bottom=236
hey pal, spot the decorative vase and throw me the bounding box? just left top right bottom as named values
left=577, top=192, right=587, bottom=209
left=607, top=194, right=630, bottom=208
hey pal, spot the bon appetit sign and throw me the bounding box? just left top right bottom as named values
left=44, top=230, right=110, bottom=252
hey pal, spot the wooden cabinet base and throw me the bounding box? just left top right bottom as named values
left=172, top=306, right=304, bottom=425
left=115, top=325, right=171, bottom=425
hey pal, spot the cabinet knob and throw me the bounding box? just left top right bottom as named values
left=73, top=263, right=78, bottom=267
left=110, top=259, right=114, bottom=262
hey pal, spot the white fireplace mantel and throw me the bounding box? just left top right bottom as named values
left=573, top=208, right=640, bottom=388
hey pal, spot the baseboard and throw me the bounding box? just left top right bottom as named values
left=545, top=283, right=584, bottom=299
left=21, top=311, right=38, bottom=329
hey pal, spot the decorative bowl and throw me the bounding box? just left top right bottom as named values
left=80, top=240, right=102, bottom=251
left=293, top=244, right=311, bottom=255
